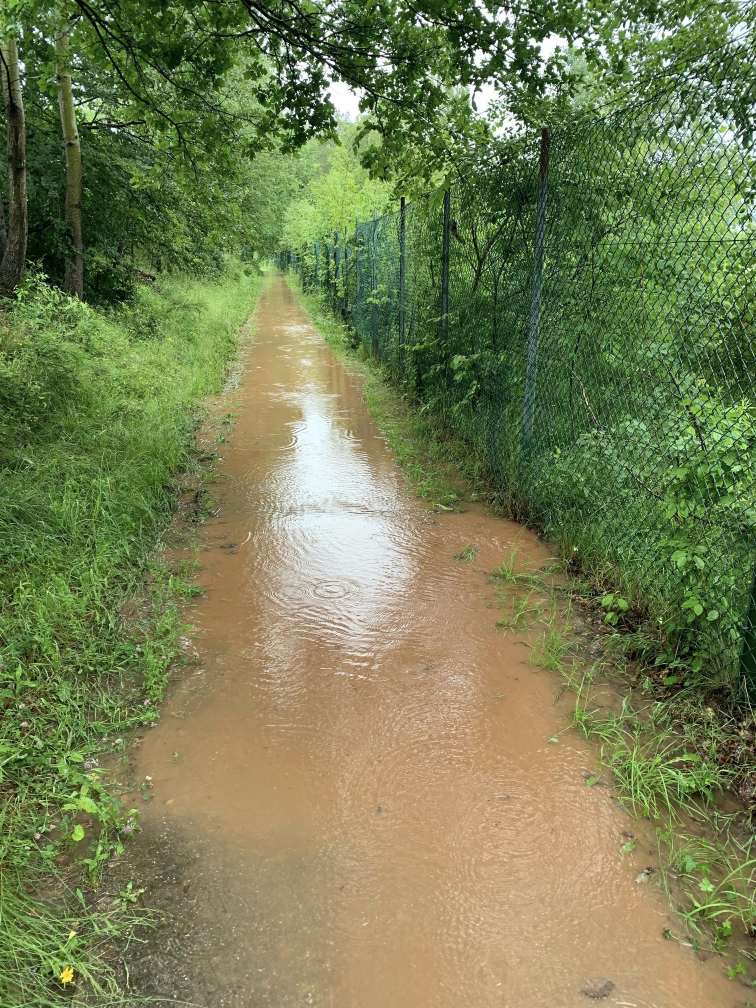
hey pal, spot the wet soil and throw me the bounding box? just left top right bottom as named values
left=121, top=275, right=738, bottom=1007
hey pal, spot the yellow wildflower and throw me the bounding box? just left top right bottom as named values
left=59, top=965, right=75, bottom=986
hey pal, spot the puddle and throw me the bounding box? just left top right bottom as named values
left=123, top=275, right=737, bottom=1007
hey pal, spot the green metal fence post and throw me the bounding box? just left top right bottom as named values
left=371, top=219, right=379, bottom=355
left=440, top=190, right=450, bottom=345
left=324, top=242, right=331, bottom=302
left=399, top=196, right=406, bottom=347
left=334, top=230, right=341, bottom=313
left=740, top=559, right=756, bottom=695
left=522, top=127, right=550, bottom=453
left=342, top=240, right=350, bottom=321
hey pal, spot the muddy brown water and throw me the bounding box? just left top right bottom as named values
left=124, top=275, right=737, bottom=1007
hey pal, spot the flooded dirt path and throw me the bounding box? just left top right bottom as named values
left=125, top=275, right=737, bottom=1007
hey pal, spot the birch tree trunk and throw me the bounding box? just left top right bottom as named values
left=0, top=37, right=28, bottom=295
left=55, top=25, right=84, bottom=298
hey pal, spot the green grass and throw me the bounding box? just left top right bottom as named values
left=491, top=550, right=520, bottom=582
left=529, top=622, right=571, bottom=673
left=454, top=544, right=478, bottom=562
left=495, top=593, right=542, bottom=631
left=0, top=263, right=263, bottom=1006
left=658, top=829, right=755, bottom=949
left=568, top=667, right=755, bottom=969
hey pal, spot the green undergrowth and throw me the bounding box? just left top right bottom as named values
left=0, top=263, right=262, bottom=1006
left=295, top=282, right=755, bottom=987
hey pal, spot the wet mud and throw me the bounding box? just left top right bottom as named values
left=122, top=275, right=738, bottom=1007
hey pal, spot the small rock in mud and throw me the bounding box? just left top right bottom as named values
left=635, top=866, right=656, bottom=884
left=580, top=978, right=615, bottom=999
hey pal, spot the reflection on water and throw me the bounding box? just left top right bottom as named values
left=132, top=276, right=736, bottom=1008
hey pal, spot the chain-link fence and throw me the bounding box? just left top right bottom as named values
left=282, top=38, right=755, bottom=692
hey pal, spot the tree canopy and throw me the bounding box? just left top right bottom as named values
left=1, top=0, right=752, bottom=297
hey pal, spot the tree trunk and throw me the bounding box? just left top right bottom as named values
left=0, top=193, right=7, bottom=259
left=55, top=26, right=84, bottom=298
left=0, top=37, right=28, bottom=295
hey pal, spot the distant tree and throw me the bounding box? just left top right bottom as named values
left=282, top=132, right=391, bottom=249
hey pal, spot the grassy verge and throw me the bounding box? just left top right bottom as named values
left=295, top=282, right=755, bottom=990
left=0, top=263, right=263, bottom=1006
left=566, top=661, right=754, bottom=972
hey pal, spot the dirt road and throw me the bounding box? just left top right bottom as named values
left=122, top=274, right=736, bottom=1007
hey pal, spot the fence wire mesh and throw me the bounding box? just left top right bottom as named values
left=283, top=37, right=755, bottom=691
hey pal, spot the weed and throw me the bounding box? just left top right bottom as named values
left=455, top=544, right=478, bottom=562
left=601, top=593, right=631, bottom=627
left=571, top=678, right=753, bottom=965
left=492, top=550, right=519, bottom=582
left=495, top=593, right=542, bottom=631
left=659, top=830, right=756, bottom=945
left=530, top=623, right=571, bottom=673
left=491, top=553, right=551, bottom=593
left=570, top=691, right=726, bottom=820
left=0, top=864, right=153, bottom=1007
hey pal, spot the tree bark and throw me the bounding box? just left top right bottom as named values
left=55, top=25, right=84, bottom=298
left=0, top=37, right=28, bottom=295
left=0, top=192, right=6, bottom=259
